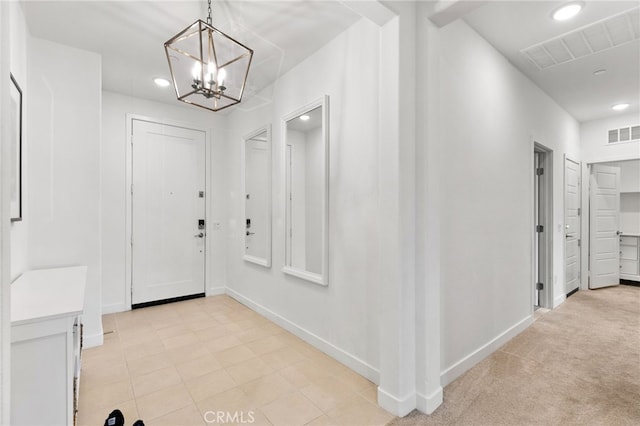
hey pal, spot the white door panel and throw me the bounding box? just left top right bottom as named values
left=132, top=120, right=206, bottom=305
left=564, top=158, right=581, bottom=294
left=589, top=164, right=620, bottom=289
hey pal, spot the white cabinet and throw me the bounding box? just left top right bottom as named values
left=620, top=236, right=640, bottom=282
left=11, top=266, right=87, bottom=426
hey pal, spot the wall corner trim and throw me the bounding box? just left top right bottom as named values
left=440, top=315, right=533, bottom=386
left=101, top=302, right=129, bottom=315
left=83, top=332, right=104, bottom=349
left=553, top=294, right=567, bottom=308
left=416, top=386, right=443, bottom=414
left=225, top=287, right=379, bottom=384
left=206, top=286, right=226, bottom=297
left=377, top=387, right=416, bottom=417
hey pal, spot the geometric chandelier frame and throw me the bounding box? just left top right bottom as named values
left=164, top=1, right=253, bottom=112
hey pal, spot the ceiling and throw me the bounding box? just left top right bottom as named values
left=20, top=1, right=640, bottom=123
left=20, top=1, right=360, bottom=112
left=464, top=1, right=640, bottom=123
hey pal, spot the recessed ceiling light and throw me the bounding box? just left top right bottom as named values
left=299, top=115, right=310, bottom=121
left=593, top=69, right=607, bottom=76
left=154, top=77, right=170, bottom=87
left=552, top=2, right=583, bottom=21
left=612, top=103, right=630, bottom=111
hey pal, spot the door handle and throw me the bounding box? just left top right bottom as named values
left=246, top=231, right=255, bottom=236
left=194, top=233, right=204, bottom=238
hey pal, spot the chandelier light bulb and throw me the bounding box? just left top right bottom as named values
left=218, top=68, right=227, bottom=87
left=192, top=63, right=201, bottom=81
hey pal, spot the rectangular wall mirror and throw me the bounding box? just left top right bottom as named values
left=243, top=125, right=272, bottom=267
left=282, top=96, right=329, bottom=285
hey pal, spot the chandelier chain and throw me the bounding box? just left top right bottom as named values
left=207, top=0, right=213, bottom=25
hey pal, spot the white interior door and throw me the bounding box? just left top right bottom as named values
left=132, top=120, right=206, bottom=305
left=564, top=157, right=581, bottom=294
left=589, top=164, right=620, bottom=289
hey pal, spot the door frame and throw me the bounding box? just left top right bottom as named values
left=125, top=114, right=212, bottom=310
left=533, top=142, right=554, bottom=309
left=563, top=155, right=582, bottom=298
left=583, top=155, right=640, bottom=290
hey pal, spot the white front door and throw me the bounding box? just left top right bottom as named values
left=131, top=120, right=206, bottom=305
left=564, top=157, right=581, bottom=294
left=589, top=164, right=621, bottom=289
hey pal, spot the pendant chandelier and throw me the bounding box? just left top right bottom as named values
left=164, top=0, right=253, bottom=112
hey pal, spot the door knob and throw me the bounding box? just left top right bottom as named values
left=194, top=233, right=204, bottom=238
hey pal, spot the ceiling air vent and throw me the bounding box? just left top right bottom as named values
left=522, top=6, right=640, bottom=70
left=608, top=125, right=640, bottom=144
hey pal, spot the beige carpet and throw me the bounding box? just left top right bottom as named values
left=389, top=285, right=640, bottom=426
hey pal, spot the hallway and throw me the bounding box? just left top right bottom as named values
left=391, top=285, right=640, bottom=425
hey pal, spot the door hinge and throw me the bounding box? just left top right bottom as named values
left=536, top=168, right=544, bottom=176
left=536, top=282, right=544, bottom=290
left=578, top=239, right=581, bottom=247
left=577, top=208, right=581, bottom=216
left=130, top=184, right=134, bottom=195
left=536, top=225, right=544, bottom=233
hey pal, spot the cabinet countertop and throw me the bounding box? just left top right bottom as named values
left=11, top=266, right=87, bottom=326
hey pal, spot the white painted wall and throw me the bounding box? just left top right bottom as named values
left=101, top=91, right=229, bottom=313
left=9, top=2, right=28, bottom=281
left=225, top=18, right=381, bottom=381
left=27, top=38, right=103, bottom=346
left=436, top=20, right=580, bottom=384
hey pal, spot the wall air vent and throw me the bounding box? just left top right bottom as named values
left=608, top=125, right=640, bottom=144
left=522, top=7, right=640, bottom=70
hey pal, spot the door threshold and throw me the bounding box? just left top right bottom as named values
left=132, top=293, right=205, bottom=310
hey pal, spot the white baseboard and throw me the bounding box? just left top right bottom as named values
left=102, top=302, right=129, bottom=315
left=416, top=386, right=443, bottom=414
left=440, top=315, right=533, bottom=386
left=101, top=288, right=224, bottom=315
left=83, top=332, right=104, bottom=349
left=207, top=286, right=225, bottom=297
left=553, top=294, right=566, bottom=308
left=225, top=288, right=379, bottom=384
left=377, top=387, right=416, bottom=417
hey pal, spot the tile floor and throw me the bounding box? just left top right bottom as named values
left=78, top=295, right=394, bottom=426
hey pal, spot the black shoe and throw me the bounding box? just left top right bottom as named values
left=132, top=421, right=145, bottom=426
left=104, top=409, right=125, bottom=426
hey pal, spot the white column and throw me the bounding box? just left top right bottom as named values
left=415, top=2, right=443, bottom=414
left=377, top=1, right=418, bottom=416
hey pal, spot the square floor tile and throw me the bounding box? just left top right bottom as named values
left=261, top=392, right=323, bottom=426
